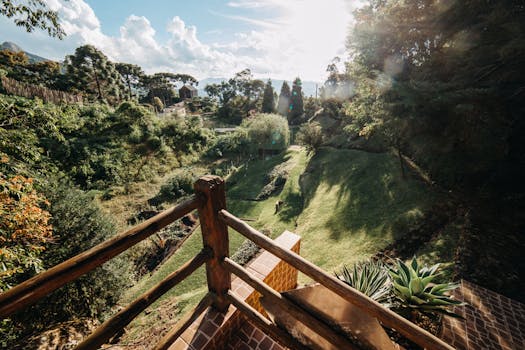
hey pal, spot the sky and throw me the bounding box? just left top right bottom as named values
left=0, top=0, right=360, bottom=82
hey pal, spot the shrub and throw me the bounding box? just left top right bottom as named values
left=256, top=162, right=289, bottom=200
left=149, top=171, right=195, bottom=206
left=242, top=113, right=289, bottom=152
left=152, top=96, right=164, bottom=113
left=0, top=175, right=52, bottom=291
left=336, top=260, right=392, bottom=305
left=389, top=257, right=463, bottom=318
left=297, top=122, right=323, bottom=154
left=3, top=181, right=131, bottom=342
left=206, top=129, right=250, bottom=158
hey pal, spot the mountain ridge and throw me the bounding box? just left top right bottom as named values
left=1, top=41, right=49, bottom=63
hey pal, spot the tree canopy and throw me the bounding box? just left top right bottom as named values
left=0, top=0, right=65, bottom=38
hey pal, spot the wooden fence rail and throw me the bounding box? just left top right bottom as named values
left=219, top=208, right=455, bottom=350
left=0, top=175, right=456, bottom=350
left=0, top=196, right=202, bottom=317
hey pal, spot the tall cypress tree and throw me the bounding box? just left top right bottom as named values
left=289, top=77, right=304, bottom=124
left=261, top=79, right=275, bottom=113
left=277, top=81, right=291, bottom=116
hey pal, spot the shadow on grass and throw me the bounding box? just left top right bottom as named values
left=300, top=147, right=433, bottom=241
left=277, top=191, right=303, bottom=226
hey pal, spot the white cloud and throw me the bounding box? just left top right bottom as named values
left=0, top=0, right=360, bottom=81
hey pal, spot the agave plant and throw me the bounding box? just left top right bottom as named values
left=336, top=260, right=393, bottom=306
left=389, top=257, right=464, bottom=317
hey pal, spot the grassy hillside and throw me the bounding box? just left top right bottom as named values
left=118, top=146, right=439, bottom=344
left=296, top=148, right=437, bottom=276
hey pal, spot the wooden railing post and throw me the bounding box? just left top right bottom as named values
left=194, top=175, right=230, bottom=311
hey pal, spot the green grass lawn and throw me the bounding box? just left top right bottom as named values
left=119, top=146, right=438, bottom=341
left=294, top=147, right=436, bottom=279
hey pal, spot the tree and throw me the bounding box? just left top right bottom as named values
left=205, top=69, right=265, bottom=123
left=142, top=72, right=197, bottom=106
left=289, top=77, right=304, bottom=124
left=0, top=0, right=65, bottom=38
left=261, top=79, right=275, bottom=113
left=65, top=45, right=123, bottom=103
left=277, top=81, right=291, bottom=116
left=116, top=63, right=144, bottom=100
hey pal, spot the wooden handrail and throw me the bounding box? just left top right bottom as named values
left=219, top=209, right=455, bottom=350
left=154, top=292, right=214, bottom=350
left=75, top=249, right=209, bottom=350
left=226, top=290, right=310, bottom=350
left=0, top=196, right=202, bottom=317
left=223, top=257, right=358, bottom=350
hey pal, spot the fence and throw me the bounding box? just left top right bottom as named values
left=0, top=76, right=82, bottom=104
left=0, top=175, right=454, bottom=350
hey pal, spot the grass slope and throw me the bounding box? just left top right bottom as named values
left=295, top=147, right=436, bottom=276
left=119, top=146, right=437, bottom=342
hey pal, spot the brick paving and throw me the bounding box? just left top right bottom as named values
left=440, top=279, right=525, bottom=350
left=168, top=231, right=300, bottom=350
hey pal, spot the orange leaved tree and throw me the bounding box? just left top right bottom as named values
left=0, top=174, right=52, bottom=291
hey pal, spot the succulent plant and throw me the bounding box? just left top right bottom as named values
left=336, top=260, right=393, bottom=306
left=389, top=257, right=464, bottom=317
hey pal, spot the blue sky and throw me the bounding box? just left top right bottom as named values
left=0, top=0, right=359, bottom=81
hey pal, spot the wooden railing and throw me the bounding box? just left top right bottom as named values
left=0, top=175, right=454, bottom=350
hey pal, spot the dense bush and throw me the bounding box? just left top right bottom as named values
left=149, top=170, right=195, bottom=206
left=297, top=122, right=323, bottom=154
left=205, top=129, right=250, bottom=158
left=0, top=173, right=52, bottom=292
left=242, top=113, right=289, bottom=152
left=2, top=181, right=131, bottom=344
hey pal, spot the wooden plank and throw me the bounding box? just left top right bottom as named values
left=219, top=209, right=455, bottom=350
left=0, top=196, right=202, bottom=317
left=153, top=293, right=214, bottom=350
left=195, top=176, right=230, bottom=311
left=226, top=290, right=310, bottom=350
left=223, top=258, right=357, bottom=350
left=75, top=250, right=209, bottom=350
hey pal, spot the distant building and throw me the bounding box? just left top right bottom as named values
left=179, top=85, right=198, bottom=99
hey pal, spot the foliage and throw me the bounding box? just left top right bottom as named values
left=389, top=257, right=463, bottom=317
left=261, top=79, right=275, bottom=113
left=304, top=96, right=321, bottom=120
left=297, top=122, right=323, bottom=154
left=141, top=72, right=196, bottom=106
left=149, top=171, right=195, bottom=206
left=288, top=77, right=304, bottom=124
left=206, top=128, right=250, bottom=158
left=65, top=45, right=123, bottom=104
left=115, top=63, right=144, bottom=100
left=3, top=181, right=131, bottom=341
left=277, top=81, right=291, bottom=117
left=345, top=0, right=525, bottom=196
left=0, top=0, right=65, bottom=38
left=242, top=113, right=289, bottom=152
left=205, top=69, right=265, bottom=124
left=152, top=96, right=164, bottom=113
left=336, top=260, right=392, bottom=305
left=0, top=174, right=52, bottom=291
left=255, top=162, right=289, bottom=200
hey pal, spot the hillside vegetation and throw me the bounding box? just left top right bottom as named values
left=117, top=146, right=445, bottom=345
